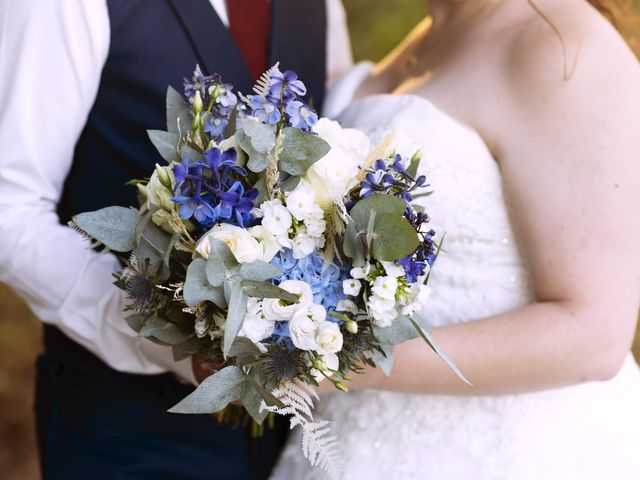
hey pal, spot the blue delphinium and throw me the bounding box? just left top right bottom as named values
left=397, top=207, right=437, bottom=283
left=359, top=154, right=427, bottom=201
left=172, top=147, right=257, bottom=229
left=183, top=66, right=238, bottom=142
left=246, top=67, right=318, bottom=132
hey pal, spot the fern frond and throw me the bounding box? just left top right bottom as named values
left=261, top=381, right=341, bottom=479
left=253, top=62, right=281, bottom=96
left=67, top=221, right=104, bottom=250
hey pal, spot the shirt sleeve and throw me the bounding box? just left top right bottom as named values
left=0, top=0, right=194, bottom=383
left=325, top=0, right=354, bottom=87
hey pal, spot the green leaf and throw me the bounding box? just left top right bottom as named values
left=374, top=315, right=420, bottom=345
left=179, top=145, right=204, bottom=163
left=134, top=220, right=172, bottom=277
left=72, top=206, right=139, bottom=252
left=222, top=281, right=249, bottom=357
left=205, top=239, right=239, bottom=287
left=166, top=86, right=191, bottom=134
left=241, top=386, right=269, bottom=424
left=370, top=343, right=394, bottom=376
left=235, top=118, right=275, bottom=173
left=168, top=366, right=246, bottom=414
left=279, top=175, right=301, bottom=192
left=278, top=127, right=331, bottom=176
left=238, top=261, right=281, bottom=282
left=349, top=195, right=406, bottom=230
left=172, top=336, right=203, bottom=362
left=240, top=280, right=299, bottom=303
left=147, top=130, right=181, bottom=163
left=405, top=149, right=422, bottom=178
left=252, top=176, right=268, bottom=206
left=243, top=371, right=285, bottom=409
left=342, top=215, right=365, bottom=266
left=139, top=314, right=191, bottom=345
left=125, top=313, right=146, bottom=333
left=184, top=259, right=227, bottom=308
left=370, top=213, right=420, bottom=261
left=409, top=314, right=472, bottom=386
left=236, top=129, right=268, bottom=172
left=227, top=337, right=263, bottom=365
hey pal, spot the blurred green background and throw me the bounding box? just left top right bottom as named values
left=1, top=1, right=639, bottom=478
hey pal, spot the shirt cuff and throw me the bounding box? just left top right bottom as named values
left=139, top=339, right=197, bottom=386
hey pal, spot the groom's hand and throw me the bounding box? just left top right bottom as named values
left=191, top=352, right=220, bottom=384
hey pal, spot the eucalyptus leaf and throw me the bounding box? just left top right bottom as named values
left=405, top=150, right=422, bottom=178
left=139, top=315, right=191, bottom=345
left=252, top=176, right=268, bottom=206
left=179, top=145, right=204, bottom=163
left=236, top=129, right=268, bottom=173
left=241, top=386, right=269, bottom=424
left=205, top=239, right=239, bottom=287
left=238, top=261, right=281, bottom=282
left=349, top=195, right=406, bottom=230
left=370, top=343, right=395, bottom=376
left=72, top=206, right=139, bottom=252
left=243, top=371, right=285, bottom=409
left=227, top=337, right=263, bottom=365
left=134, top=220, right=172, bottom=277
left=125, top=313, right=146, bottom=333
left=168, top=366, right=246, bottom=414
left=172, top=336, right=203, bottom=362
left=342, top=215, right=365, bottom=266
left=240, top=280, right=300, bottom=303
left=184, top=259, right=227, bottom=308
left=222, top=281, right=249, bottom=357
left=166, top=86, right=191, bottom=134
left=279, top=175, right=301, bottom=192
left=410, top=313, right=471, bottom=385
left=370, top=213, right=420, bottom=261
left=241, top=118, right=276, bottom=153
left=278, top=127, right=330, bottom=176
left=374, top=315, right=420, bottom=345
left=147, top=130, right=180, bottom=163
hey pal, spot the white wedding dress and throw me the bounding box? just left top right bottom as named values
left=270, top=63, right=640, bottom=480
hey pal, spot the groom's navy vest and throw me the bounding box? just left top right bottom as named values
left=38, top=2, right=326, bottom=479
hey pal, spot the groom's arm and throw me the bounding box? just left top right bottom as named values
left=0, top=0, right=195, bottom=383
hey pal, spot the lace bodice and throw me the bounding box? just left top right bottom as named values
left=271, top=66, right=640, bottom=480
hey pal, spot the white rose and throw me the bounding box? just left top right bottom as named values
left=285, top=181, right=319, bottom=221
left=371, top=275, right=398, bottom=301
left=261, top=199, right=292, bottom=237
left=289, top=303, right=326, bottom=351
left=279, top=280, right=314, bottom=304
left=263, top=298, right=296, bottom=321
left=310, top=352, right=339, bottom=383
left=196, top=223, right=262, bottom=263
left=315, top=321, right=343, bottom=354
left=248, top=225, right=282, bottom=262
left=291, top=234, right=316, bottom=259
left=381, top=261, right=405, bottom=278
left=342, top=279, right=362, bottom=297
left=305, top=118, right=370, bottom=209
left=336, top=299, right=358, bottom=315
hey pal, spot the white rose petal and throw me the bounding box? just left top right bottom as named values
left=371, top=275, right=398, bottom=300
left=336, top=299, right=358, bottom=315
left=279, top=280, right=314, bottom=304
left=289, top=304, right=326, bottom=351
left=315, top=321, right=344, bottom=354
left=310, top=352, right=340, bottom=383
left=196, top=223, right=262, bottom=263
left=342, top=279, right=362, bottom=297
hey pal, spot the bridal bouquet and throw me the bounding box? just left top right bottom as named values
left=71, top=64, right=464, bottom=477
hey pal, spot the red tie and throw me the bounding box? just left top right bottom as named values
left=226, top=0, right=272, bottom=81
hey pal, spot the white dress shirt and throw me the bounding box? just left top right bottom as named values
left=0, top=0, right=352, bottom=382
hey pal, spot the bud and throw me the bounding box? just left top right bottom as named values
left=154, top=163, right=173, bottom=189
left=136, top=183, right=148, bottom=200
left=345, top=320, right=358, bottom=335
left=312, top=357, right=327, bottom=372
left=193, top=90, right=204, bottom=114
left=335, top=382, right=349, bottom=393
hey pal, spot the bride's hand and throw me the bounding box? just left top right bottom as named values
left=191, top=352, right=220, bottom=384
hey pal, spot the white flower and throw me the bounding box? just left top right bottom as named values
left=401, top=284, right=432, bottom=316
left=239, top=298, right=274, bottom=345
left=350, top=263, right=371, bottom=280
left=381, top=261, right=405, bottom=278
left=196, top=223, right=262, bottom=263
left=289, top=303, right=326, bottom=351
left=305, top=118, right=370, bottom=209
left=336, top=299, right=358, bottom=315
left=310, top=352, right=339, bottom=383
left=368, top=294, right=398, bottom=328
left=248, top=225, right=282, bottom=262
left=342, top=279, right=362, bottom=297
left=304, top=214, right=326, bottom=238
left=260, top=199, right=292, bottom=237
left=146, top=163, right=175, bottom=211
left=291, top=234, right=316, bottom=259
left=315, top=321, right=343, bottom=354
left=371, top=275, right=398, bottom=301
left=285, top=181, right=319, bottom=221
left=262, top=298, right=296, bottom=321
left=279, top=280, right=314, bottom=304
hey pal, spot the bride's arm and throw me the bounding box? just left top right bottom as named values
left=338, top=17, right=640, bottom=396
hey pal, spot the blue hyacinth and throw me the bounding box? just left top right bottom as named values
left=359, top=154, right=427, bottom=201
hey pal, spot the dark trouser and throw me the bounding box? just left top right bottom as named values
left=35, top=326, right=288, bottom=480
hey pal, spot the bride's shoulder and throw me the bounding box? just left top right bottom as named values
left=502, top=4, right=639, bottom=100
